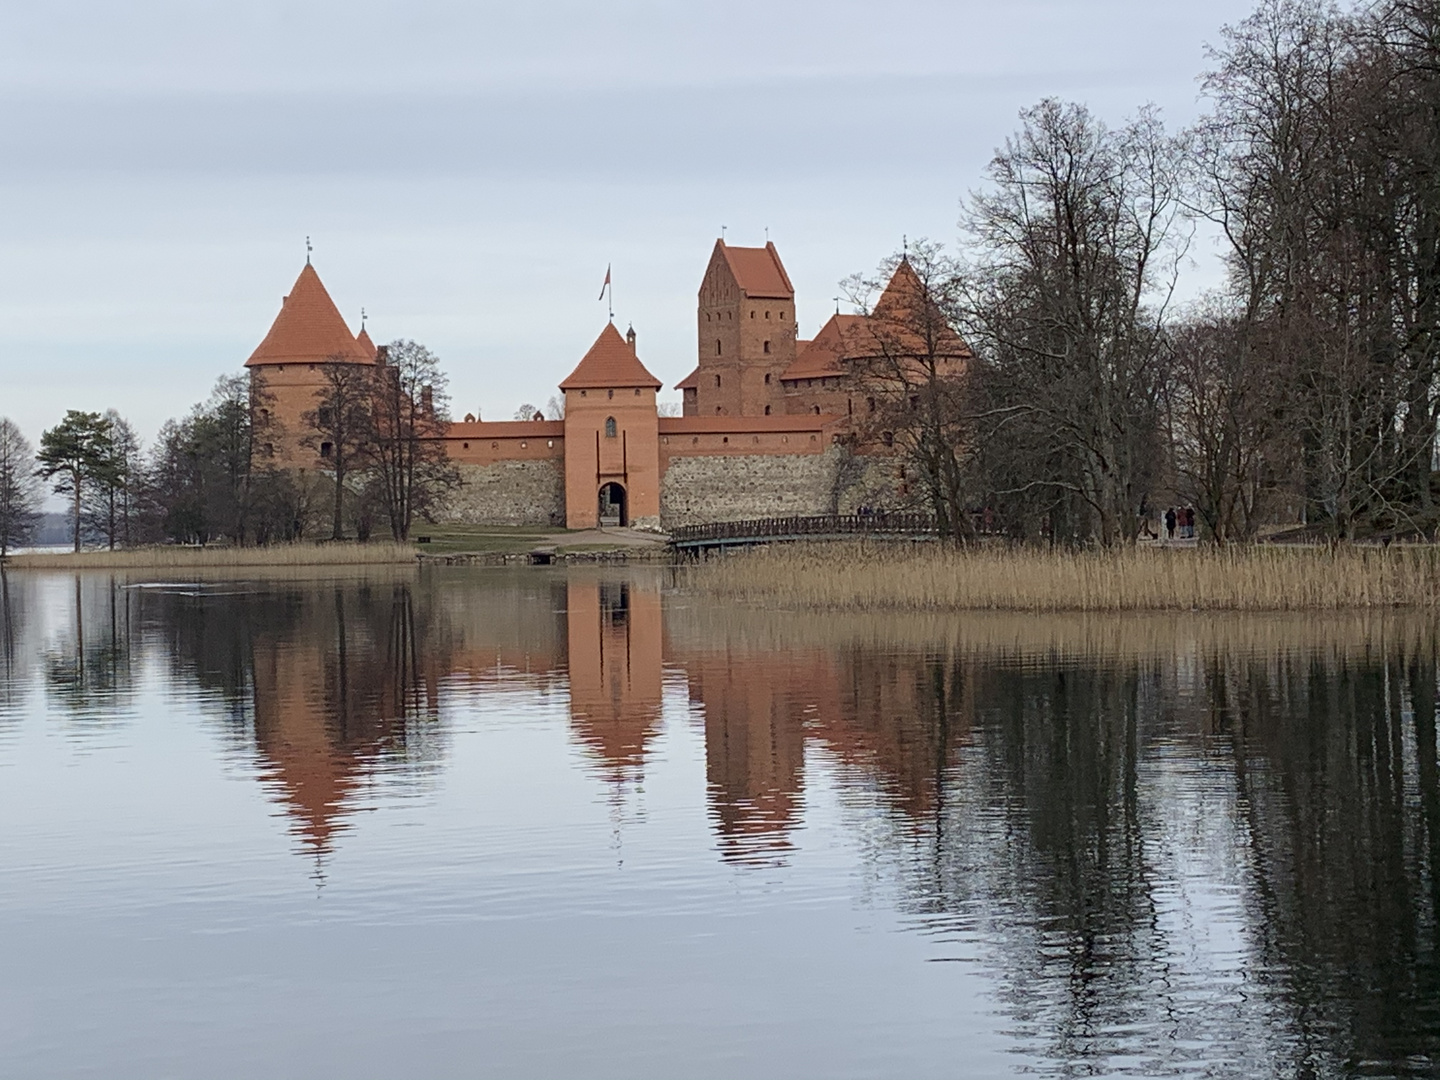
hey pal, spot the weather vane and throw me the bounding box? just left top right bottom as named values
left=721, top=225, right=727, bottom=240
left=306, top=236, right=312, bottom=265
left=360, top=306, right=367, bottom=329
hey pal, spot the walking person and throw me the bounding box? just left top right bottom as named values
left=1165, top=507, right=1177, bottom=541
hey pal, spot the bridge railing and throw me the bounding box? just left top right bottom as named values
left=670, top=513, right=938, bottom=545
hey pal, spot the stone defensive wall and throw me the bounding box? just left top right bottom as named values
left=439, top=420, right=567, bottom=528
left=437, top=414, right=903, bottom=530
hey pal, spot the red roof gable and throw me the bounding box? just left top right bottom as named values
left=246, top=264, right=371, bottom=367
left=718, top=240, right=793, bottom=299
left=780, top=314, right=868, bottom=380
left=560, top=323, right=662, bottom=390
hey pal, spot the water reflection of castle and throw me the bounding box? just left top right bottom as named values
left=227, top=573, right=966, bottom=863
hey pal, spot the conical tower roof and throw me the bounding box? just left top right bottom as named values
left=246, top=263, right=371, bottom=367
left=560, top=323, right=662, bottom=390
left=355, top=325, right=378, bottom=360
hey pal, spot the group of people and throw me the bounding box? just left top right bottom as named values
left=1164, top=506, right=1196, bottom=541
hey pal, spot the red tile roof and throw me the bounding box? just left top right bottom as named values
left=246, top=264, right=371, bottom=367
left=355, top=326, right=377, bottom=360
left=675, top=366, right=701, bottom=391
left=779, top=262, right=971, bottom=382
left=719, top=240, right=793, bottom=299
left=560, top=322, right=663, bottom=390
left=780, top=314, right=869, bottom=380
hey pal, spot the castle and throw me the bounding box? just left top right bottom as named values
left=244, top=240, right=968, bottom=530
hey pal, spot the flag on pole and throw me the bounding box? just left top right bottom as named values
left=598, top=265, right=611, bottom=302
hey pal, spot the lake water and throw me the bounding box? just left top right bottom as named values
left=1, top=567, right=1438, bottom=1079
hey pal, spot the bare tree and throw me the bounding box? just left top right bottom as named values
left=1165, top=306, right=1292, bottom=541
left=0, top=418, right=40, bottom=557
left=962, top=100, right=1190, bottom=545
left=842, top=241, right=978, bottom=540
left=366, top=340, right=459, bottom=541
left=303, top=359, right=376, bottom=541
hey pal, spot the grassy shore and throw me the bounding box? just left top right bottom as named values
left=684, top=541, right=1440, bottom=612
left=4, top=541, right=417, bottom=570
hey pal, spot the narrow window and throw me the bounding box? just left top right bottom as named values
left=780, top=310, right=786, bottom=320
left=764, top=373, right=771, bottom=384
left=750, top=311, right=755, bottom=319
left=605, top=416, right=617, bottom=438
left=716, top=340, right=722, bottom=356
left=608, top=388, right=614, bottom=399
left=812, top=405, right=820, bottom=415
left=320, top=441, right=333, bottom=458
left=867, top=396, right=876, bottom=413
left=764, top=405, right=771, bottom=415
left=765, top=310, right=770, bottom=319
left=463, top=441, right=470, bottom=449
left=763, top=341, right=770, bottom=354
left=714, top=374, right=721, bottom=387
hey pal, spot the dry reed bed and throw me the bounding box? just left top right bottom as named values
left=684, top=542, right=1440, bottom=612
left=4, top=542, right=416, bottom=570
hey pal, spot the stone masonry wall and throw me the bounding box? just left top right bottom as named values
left=660, top=448, right=832, bottom=527
left=439, top=461, right=566, bottom=527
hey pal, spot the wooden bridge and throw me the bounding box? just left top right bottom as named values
left=669, top=513, right=939, bottom=553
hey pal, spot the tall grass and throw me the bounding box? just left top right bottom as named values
left=684, top=541, right=1440, bottom=612
left=4, top=542, right=416, bottom=570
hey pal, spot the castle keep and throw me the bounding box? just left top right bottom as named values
left=245, top=240, right=968, bottom=530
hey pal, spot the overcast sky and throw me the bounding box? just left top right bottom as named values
left=0, top=0, right=1261, bottom=449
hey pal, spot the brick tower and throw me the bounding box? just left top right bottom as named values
left=245, top=262, right=373, bottom=465
left=678, top=240, right=796, bottom=418
left=561, top=323, right=662, bottom=529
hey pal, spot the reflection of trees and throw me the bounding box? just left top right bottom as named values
left=672, top=603, right=1440, bottom=1074
left=1218, top=651, right=1440, bottom=1076
left=0, top=571, right=30, bottom=718
left=43, top=575, right=137, bottom=723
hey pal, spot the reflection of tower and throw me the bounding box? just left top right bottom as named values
left=565, top=577, right=663, bottom=782
left=685, top=652, right=813, bottom=864
left=247, top=586, right=439, bottom=858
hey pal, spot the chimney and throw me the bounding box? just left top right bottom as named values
left=375, top=345, right=388, bottom=367
left=626, top=324, right=637, bottom=352
left=421, top=384, right=434, bottom=418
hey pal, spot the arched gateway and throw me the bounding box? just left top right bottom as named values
left=598, top=482, right=627, bottom=527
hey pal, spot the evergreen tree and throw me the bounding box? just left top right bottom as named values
left=37, top=411, right=114, bottom=552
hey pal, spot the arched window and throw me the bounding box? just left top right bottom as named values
left=812, top=405, right=820, bottom=415
left=764, top=373, right=771, bottom=384
left=604, top=416, right=617, bottom=438
left=764, top=405, right=771, bottom=415
left=762, top=340, right=770, bottom=354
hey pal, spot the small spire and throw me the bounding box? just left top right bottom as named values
left=764, top=225, right=769, bottom=242
left=305, top=235, right=312, bottom=265
left=902, top=234, right=908, bottom=257
left=360, top=306, right=366, bottom=330
left=721, top=224, right=727, bottom=241
left=834, top=295, right=841, bottom=315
